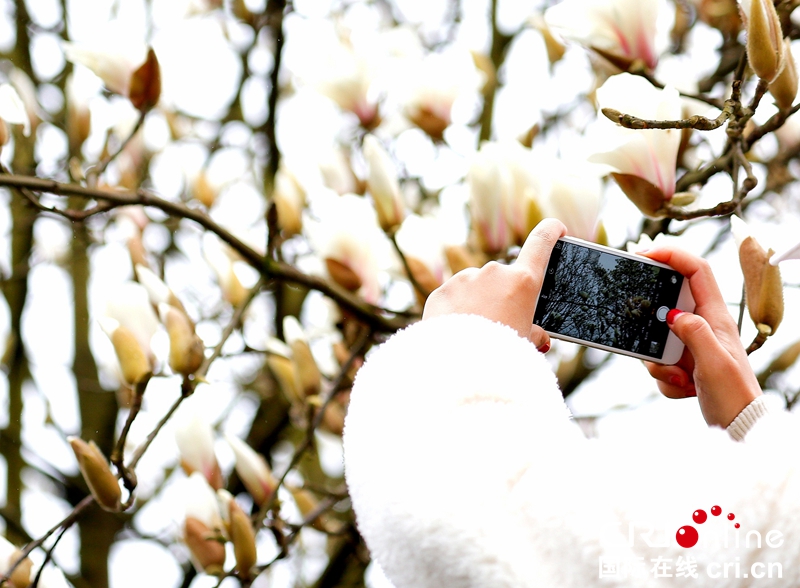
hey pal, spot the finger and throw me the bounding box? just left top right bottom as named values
left=514, top=218, right=567, bottom=277
left=641, top=247, right=725, bottom=312
left=644, top=361, right=696, bottom=398
left=528, top=324, right=551, bottom=352
left=668, top=309, right=731, bottom=370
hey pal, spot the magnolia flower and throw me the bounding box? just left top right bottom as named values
left=273, top=164, right=306, bottom=237
left=98, top=317, right=152, bottom=387
left=738, top=0, right=784, bottom=82
left=66, top=74, right=91, bottom=152
left=176, top=413, right=223, bottom=490
left=769, top=39, right=798, bottom=110
left=731, top=215, right=784, bottom=336
left=217, top=490, right=257, bottom=578
left=544, top=0, right=661, bottom=70
left=394, top=215, right=448, bottom=297
left=225, top=434, right=277, bottom=506
left=69, top=436, right=122, bottom=512
left=304, top=30, right=379, bottom=128
left=399, top=48, right=484, bottom=141
left=135, top=264, right=184, bottom=311
left=589, top=73, right=682, bottom=217
left=305, top=191, right=387, bottom=303
left=318, top=148, right=360, bottom=196
left=265, top=337, right=301, bottom=404
left=539, top=158, right=605, bottom=242
left=770, top=240, right=800, bottom=265
left=203, top=233, right=248, bottom=307
left=363, top=135, right=405, bottom=232
left=0, top=83, right=31, bottom=143
left=159, top=304, right=204, bottom=377
left=468, top=141, right=546, bottom=254
left=63, top=41, right=161, bottom=111
left=283, top=316, right=321, bottom=398
left=183, top=473, right=226, bottom=574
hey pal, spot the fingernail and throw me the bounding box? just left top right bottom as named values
left=685, top=389, right=697, bottom=398
left=537, top=342, right=550, bottom=354
left=666, top=309, right=684, bottom=326
left=669, top=375, right=684, bottom=387
left=637, top=248, right=650, bottom=254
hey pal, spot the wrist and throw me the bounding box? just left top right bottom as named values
left=727, top=395, right=771, bottom=441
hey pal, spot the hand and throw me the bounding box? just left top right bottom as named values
left=642, top=247, right=762, bottom=428
left=422, top=218, right=567, bottom=352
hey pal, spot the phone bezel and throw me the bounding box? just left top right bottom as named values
left=534, top=236, right=696, bottom=365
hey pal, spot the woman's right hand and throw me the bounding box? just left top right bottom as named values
left=641, top=247, right=762, bottom=429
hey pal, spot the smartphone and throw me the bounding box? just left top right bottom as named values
left=533, top=236, right=695, bottom=365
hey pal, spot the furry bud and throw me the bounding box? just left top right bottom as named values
left=68, top=437, right=122, bottom=512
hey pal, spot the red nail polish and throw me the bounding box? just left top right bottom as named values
left=669, top=375, right=684, bottom=387
left=537, top=342, right=550, bottom=353
left=666, top=309, right=684, bottom=326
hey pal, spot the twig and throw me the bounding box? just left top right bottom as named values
left=601, top=103, right=733, bottom=130
left=110, top=376, right=150, bottom=497
left=87, top=111, right=146, bottom=180
left=389, top=230, right=430, bottom=301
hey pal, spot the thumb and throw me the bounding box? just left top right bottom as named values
left=668, top=309, right=724, bottom=365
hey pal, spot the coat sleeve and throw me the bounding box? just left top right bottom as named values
left=343, top=314, right=800, bottom=588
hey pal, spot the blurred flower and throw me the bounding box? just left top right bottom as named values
left=190, top=171, right=219, bottom=209
left=400, top=48, right=484, bottom=141
left=769, top=39, right=798, bottom=110
left=135, top=264, right=185, bottom=311
left=306, top=192, right=386, bottom=303
left=545, top=0, right=661, bottom=70
left=770, top=239, right=800, bottom=265
left=68, top=437, right=122, bottom=512
left=176, top=413, right=223, bottom=490
left=738, top=0, right=784, bottom=82
left=539, top=158, right=605, bottom=242
left=0, top=83, right=30, bottom=143
left=218, top=491, right=257, bottom=578
left=283, top=316, right=322, bottom=398
left=394, top=215, right=448, bottom=297
left=689, top=0, right=741, bottom=35
left=265, top=337, right=301, bottom=404
left=589, top=73, right=682, bottom=217
left=731, top=216, right=784, bottom=336
left=529, top=14, right=567, bottom=65
left=468, top=141, right=546, bottom=254
left=183, top=473, right=226, bottom=574
left=203, top=234, right=248, bottom=307
left=0, top=534, right=33, bottom=588
left=363, top=135, right=405, bottom=232
left=63, top=42, right=161, bottom=111
left=159, top=303, right=204, bottom=377
left=65, top=74, right=91, bottom=153
left=318, top=148, right=361, bottom=196
left=625, top=231, right=682, bottom=253
left=104, top=281, right=159, bottom=370
left=225, top=434, right=277, bottom=506
left=98, top=317, right=152, bottom=387
left=306, top=30, right=379, bottom=128
left=273, top=164, right=306, bottom=237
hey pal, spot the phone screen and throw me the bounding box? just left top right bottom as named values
left=533, top=240, right=685, bottom=359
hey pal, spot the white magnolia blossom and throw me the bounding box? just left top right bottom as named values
left=363, top=134, right=405, bottom=231
left=305, top=191, right=389, bottom=303
left=589, top=73, right=682, bottom=209
left=225, top=434, right=276, bottom=506
left=539, top=158, right=605, bottom=242
left=176, top=413, right=222, bottom=489
left=394, top=214, right=448, bottom=287
left=63, top=40, right=146, bottom=98
left=104, top=281, right=160, bottom=360
left=468, top=140, right=547, bottom=253
left=545, top=0, right=662, bottom=70
left=398, top=47, right=484, bottom=139
left=0, top=83, right=31, bottom=136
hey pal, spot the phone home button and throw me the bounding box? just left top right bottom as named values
left=656, top=306, right=669, bottom=322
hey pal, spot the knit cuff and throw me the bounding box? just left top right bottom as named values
left=727, top=396, right=771, bottom=442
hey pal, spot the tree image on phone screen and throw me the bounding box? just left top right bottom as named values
left=533, top=240, right=685, bottom=359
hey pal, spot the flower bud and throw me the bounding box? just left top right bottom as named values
left=0, top=537, right=32, bottom=588
left=769, top=38, right=798, bottom=110
left=129, top=48, right=161, bottom=112
left=325, top=258, right=363, bottom=292
left=274, top=165, right=306, bottom=237
left=159, top=304, right=204, bottom=377
left=731, top=216, right=784, bottom=335
left=265, top=338, right=301, bottom=404
left=175, top=414, right=223, bottom=490
left=444, top=244, right=482, bottom=274
left=288, top=487, right=330, bottom=533
left=611, top=173, right=670, bottom=218
left=191, top=171, right=218, bottom=209
left=68, top=437, right=122, bottom=512
left=99, top=317, right=152, bottom=386
left=363, top=135, right=405, bottom=232
left=184, top=517, right=226, bottom=575
left=184, top=473, right=226, bottom=574
left=225, top=434, right=277, bottom=506
left=136, top=264, right=185, bottom=312
left=741, top=0, right=784, bottom=82
left=283, top=316, right=321, bottom=398
left=226, top=496, right=257, bottom=577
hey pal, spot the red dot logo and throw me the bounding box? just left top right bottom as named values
left=676, top=525, right=699, bottom=548
left=692, top=509, right=707, bottom=524
left=711, top=505, right=721, bottom=516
